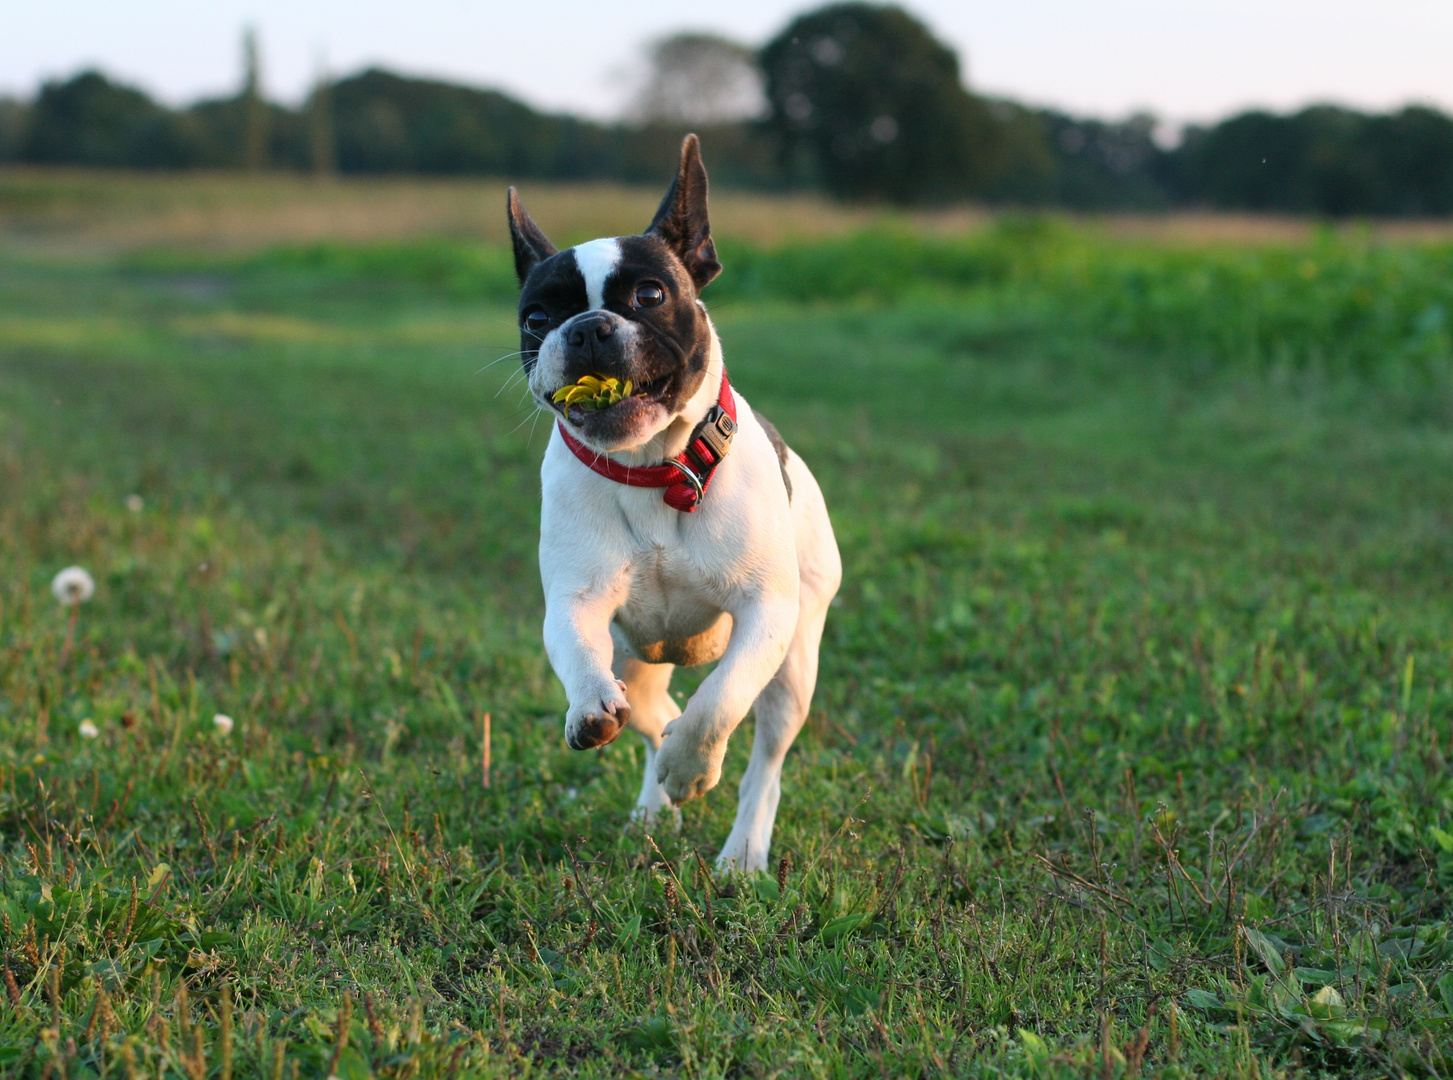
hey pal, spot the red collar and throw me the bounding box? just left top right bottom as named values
left=556, top=368, right=738, bottom=513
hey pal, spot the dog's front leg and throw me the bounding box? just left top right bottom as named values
left=544, top=586, right=632, bottom=750
left=654, top=593, right=798, bottom=804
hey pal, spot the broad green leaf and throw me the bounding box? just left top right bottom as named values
left=1147, top=940, right=1175, bottom=972
left=752, top=875, right=781, bottom=902
left=1437, top=972, right=1453, bottom=1013
left=1242, top=892, right=1273, bottom=920
left=1309, top=984, right=1346, bottom=1019
left=334, top=1046, right=374, bottom=1080
left=820, top=913, right=873, bottom=942
left=1243, top=926, right=1287, bottom=975
left=841, top=983, right=878, bottom=1016
left=1018, top=1028, right=1049, bottom=1064
left=616, top=913, right=641, bottom=947
left=620, top=1015, right=674, bottom=1052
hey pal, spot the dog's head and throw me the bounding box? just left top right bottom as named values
left=508, top=135, right=722, bottom=453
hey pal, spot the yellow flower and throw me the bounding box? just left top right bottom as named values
left=551, top=374, right=634, bottom=411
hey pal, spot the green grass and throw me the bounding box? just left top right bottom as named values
left=136, top=220, right=1453, bottom=378
left=2, top=225, right=1453, bottom=1077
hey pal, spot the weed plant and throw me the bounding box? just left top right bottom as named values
left=1, top=226, right=1452, bottom=1076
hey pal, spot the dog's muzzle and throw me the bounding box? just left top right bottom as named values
left=560, top=312, right=630, bottom=381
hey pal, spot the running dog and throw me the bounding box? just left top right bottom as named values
left=508, top=135, right=841, bottom=871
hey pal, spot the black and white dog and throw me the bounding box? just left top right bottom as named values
left=508, top=135, right=841, bottom=872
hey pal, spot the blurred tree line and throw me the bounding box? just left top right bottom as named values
left=2, top=2, right=1451, bottom=216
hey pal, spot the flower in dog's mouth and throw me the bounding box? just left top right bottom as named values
left=552, top=374, right=633, bottom=412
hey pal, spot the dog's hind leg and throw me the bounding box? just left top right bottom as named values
left=716, top=601, right=829, bottom=873
left=616, top=647, right=680, bottom=827
left=717, top=455, right=840, bottom=874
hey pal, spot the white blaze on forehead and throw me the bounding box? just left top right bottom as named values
left=572, top=238, right=622, bottom=311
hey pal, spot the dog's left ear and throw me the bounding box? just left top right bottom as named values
left=647, top=134, right=721, bottom=291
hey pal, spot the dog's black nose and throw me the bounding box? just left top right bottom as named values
left=566, top=313, right=615, bottom=349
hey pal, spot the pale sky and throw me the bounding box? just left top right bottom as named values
left=4, top=0, right=1452, bottom=128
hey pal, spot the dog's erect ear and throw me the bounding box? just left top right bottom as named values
left=507, top=187, right=557, bottom=285
left=646, top=134, right=721, bottom=291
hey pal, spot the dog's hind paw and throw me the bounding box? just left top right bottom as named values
left=565, top=679, right=631, bottom=750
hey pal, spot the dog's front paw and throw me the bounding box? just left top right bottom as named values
left=654, top=721, right=724, bottom=804
left=565, top=678, right=631, bottom=750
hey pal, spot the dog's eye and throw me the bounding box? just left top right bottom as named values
left=522, top=307, right=549, bottom=334
left=633, top=283, right=666, bottom=308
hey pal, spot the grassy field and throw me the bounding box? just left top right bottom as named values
left=0, top=169, right=948, bottom=252
left=8, top=168, right=1453, bottom=253
left=2, top=186, right=1453, bottom=1077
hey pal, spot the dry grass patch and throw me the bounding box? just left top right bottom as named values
left=9, top=168, right=1453, bottom=256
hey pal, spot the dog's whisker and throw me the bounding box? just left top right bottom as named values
left=494, top=368, right=529, bottom=400
left=506, top=408, right=542, bottom=436
left=477, top=351, right=528, bottom=375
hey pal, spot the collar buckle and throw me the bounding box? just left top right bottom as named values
left=693, top=408, right=736, bottom=464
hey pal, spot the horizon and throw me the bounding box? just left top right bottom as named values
left=4, top=1, right=1453, bottom=131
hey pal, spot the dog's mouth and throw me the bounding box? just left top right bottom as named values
left=553, top=372, right=673, bottom=424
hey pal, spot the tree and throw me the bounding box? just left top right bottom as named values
left=759, top=3, right=997, bottom=204
left=1174, top=106, right=1448, bottom=217
left=241, top=27, right=271, bottom=171
left=1033, top=111, right=1174, bottom=210
left=0, top=97, right=29, bottom=162
left=308, top=62, right=336, bottom=177
left=629, top=33, right=764, bottom=126
left=19, top=71, right=196, bottom=167
left=328, top=68, right=618, bottom=178
left=1363, top=106, right=1453, bottom=216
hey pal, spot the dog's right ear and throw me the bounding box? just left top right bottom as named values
left=507, top=187, right=557, bottom=284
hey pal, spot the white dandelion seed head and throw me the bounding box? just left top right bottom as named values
left=213, top=713, right=234, bottom=735
left=51, top=566, right=95, bottom=605
left=79, top=719, right=99, bottom=739
left=124, top=494, right=144, bottom=513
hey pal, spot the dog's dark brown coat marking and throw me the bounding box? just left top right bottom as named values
left=755, top=412, right=793, bottom=501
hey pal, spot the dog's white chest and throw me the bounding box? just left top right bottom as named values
left=612, top=542, right=733, bottom=666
